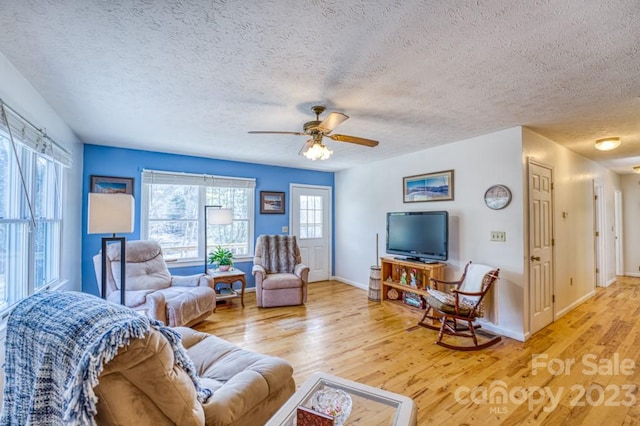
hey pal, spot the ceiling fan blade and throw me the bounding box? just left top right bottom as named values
left=298, top=139, right=313, bottom=156
left=328, top=134, right=379, bottom=147
left=317, top=112, right=349, bottom=133
left=248, top=131, right=306, bottom=136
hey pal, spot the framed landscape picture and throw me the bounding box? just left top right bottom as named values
left=403, top=170, right=454, bottom=203
left=260, top=191, right=285, bottom=214
left=90, top=175, right=134, bottom=195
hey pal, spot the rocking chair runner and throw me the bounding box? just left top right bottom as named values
left=419, top=262, right=501, bottom=351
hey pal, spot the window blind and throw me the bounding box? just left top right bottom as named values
left=142, top=169, right=256, bottom=188
left=0, top=100, right=72, bottom=167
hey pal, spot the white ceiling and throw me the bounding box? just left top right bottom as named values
left=0, top=0, right=639, bottom=173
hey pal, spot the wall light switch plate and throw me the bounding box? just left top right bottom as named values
left=282, top=226, right=288, bottom=233
left=491, top=231, right=506, bottom=242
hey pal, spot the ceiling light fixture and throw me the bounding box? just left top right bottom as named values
left=303, top=141, right=333, bottom=161
left=633, top=166, right=640, bottom=174
left=594, top=137, right=621, bottom=151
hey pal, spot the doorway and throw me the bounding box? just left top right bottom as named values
left=528, top=159, right=555, bottom=334
left=290, top=184, right=332, bottom=282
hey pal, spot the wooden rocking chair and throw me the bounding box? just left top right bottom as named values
left=419, top=262, right=501, bottom=351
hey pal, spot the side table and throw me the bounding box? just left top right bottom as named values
left=207, top=269, right=246, bottom=308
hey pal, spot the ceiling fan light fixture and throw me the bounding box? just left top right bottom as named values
left=304, top=142, right=333, bottom=161
left=594, top=137, right=621, bottom=151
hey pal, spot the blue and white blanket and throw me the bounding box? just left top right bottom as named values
left=0, top=291, right=211, bottom=425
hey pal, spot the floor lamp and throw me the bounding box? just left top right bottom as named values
left=88, top=193, right=135, bottom=305
left=204, top=205, right=233, bottom=273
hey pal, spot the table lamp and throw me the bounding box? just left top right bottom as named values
left=88, top=193, right=135, bottom=304
left=204, top=205, right=233, bottom=273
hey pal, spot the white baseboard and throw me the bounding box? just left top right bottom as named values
left=332, top=276, right=367, bottom=291
left=478, top=319, right=526, bottom=342
left=606, top=277, right=617, bottom=287
left=624, top=272, right=640, bottom=278
left=555, top=290, right=596, bottom=319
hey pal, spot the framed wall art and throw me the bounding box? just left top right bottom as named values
left=260, top=191, right=285, bottom=214
left=90, top=175, right=134, bottom=195
left=403, top=170, right=454, bottom=203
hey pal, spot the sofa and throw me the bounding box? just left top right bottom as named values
left=95, top=326, right=296, bottom=426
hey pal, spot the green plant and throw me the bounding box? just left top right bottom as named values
left=208, top=246, right=234, bottom=266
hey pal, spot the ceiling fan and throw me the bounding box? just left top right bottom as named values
left=248, top=106, right=379, bottom=160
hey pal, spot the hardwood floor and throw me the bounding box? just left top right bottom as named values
left=194, top=277, right=640, bottom=425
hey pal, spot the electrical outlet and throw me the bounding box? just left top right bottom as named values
left=282, top=226, right=288, bottom=233
left=490, top=231, right=506, bottom=242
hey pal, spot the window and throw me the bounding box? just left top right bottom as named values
left=141, top=170, right=255, bottom=263
left=0, top=103, right=69, bottom=314
left=299, top=195, right=323, bottom=239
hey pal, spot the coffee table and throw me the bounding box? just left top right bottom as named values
left=266, top=372, right=417, bottom=426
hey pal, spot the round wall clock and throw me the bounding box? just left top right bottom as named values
left=484, top=184, right=512, bottom=210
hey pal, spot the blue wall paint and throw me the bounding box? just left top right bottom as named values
left=82, top=144, right=334, bottom=296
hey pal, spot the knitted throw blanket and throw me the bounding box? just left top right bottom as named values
left=261, top=235, right=297, bottom=273
left=0, top=291, right=212, bottom=426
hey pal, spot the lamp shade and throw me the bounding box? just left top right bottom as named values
left=207, top=207, right=233, bottom=225
left=88, top=193, right=135, bottom=234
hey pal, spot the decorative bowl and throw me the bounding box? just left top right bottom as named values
left=310, top=386, right=352, bottom=426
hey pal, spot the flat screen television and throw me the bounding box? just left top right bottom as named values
left=386, top=211, right=448, bottom=262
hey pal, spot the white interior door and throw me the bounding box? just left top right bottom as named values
left=594, top=183, right=605, bottom=287
left=614, top=189, right=623, bottom=276
left=290, top=184, right=331, bottom=282
left=529, top=160, right=555, bottom=334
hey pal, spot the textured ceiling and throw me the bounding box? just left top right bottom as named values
left=0, top=0, right=639, bottom=173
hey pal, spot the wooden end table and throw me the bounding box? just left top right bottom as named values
left=207, top=269, right=246, bottom=308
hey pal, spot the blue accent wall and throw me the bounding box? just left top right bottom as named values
left=82, top=144, right=334, bottom=296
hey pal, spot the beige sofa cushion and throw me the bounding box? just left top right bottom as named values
left=107, top=240, right=171, bottom=291
left=95, top=328, right=204, bottom=425
left=178, top=327, right=295, bottom=425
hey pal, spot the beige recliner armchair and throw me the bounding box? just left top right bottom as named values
left=252, top=235, right=309, bottom=307
left=93, top=240, right=216, bottom=327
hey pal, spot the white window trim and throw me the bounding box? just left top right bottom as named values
left=141, top=169, right=256, bottom=267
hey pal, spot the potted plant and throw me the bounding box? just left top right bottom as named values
left=208, top=246, right=234, bottom=271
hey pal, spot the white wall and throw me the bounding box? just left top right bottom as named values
left=522, top=128, right=620, bottom=323
left=335, top=127, right=526, bottom=340
left=0, top=51, right=84, bottom=396
left=335, top=126, right=622, bottom=343
left=621, top=173, right=640, bottom=276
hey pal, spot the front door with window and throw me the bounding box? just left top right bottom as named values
left=290, top=185, right=331, bottom=282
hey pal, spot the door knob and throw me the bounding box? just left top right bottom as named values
left=530, top=256, right=540, bottom=261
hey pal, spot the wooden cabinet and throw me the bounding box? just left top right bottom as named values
left=380, top=257, right=445, bottom=309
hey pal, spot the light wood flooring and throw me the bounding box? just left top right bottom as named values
left=194, top=277, right=640, bottom=425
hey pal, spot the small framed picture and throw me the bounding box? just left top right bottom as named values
left=403, top=170, right=454, bottom=203
left=90, top=175, right=134, bottom=195
left=260, top=191, right=285, bottom=214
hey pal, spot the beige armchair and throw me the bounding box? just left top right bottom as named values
left=93, top=240, right=216, bottom=327
left=252, top=235, right=309, bottom=307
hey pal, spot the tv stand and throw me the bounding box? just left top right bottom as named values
left=380, top=257, right=445, bottom=310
